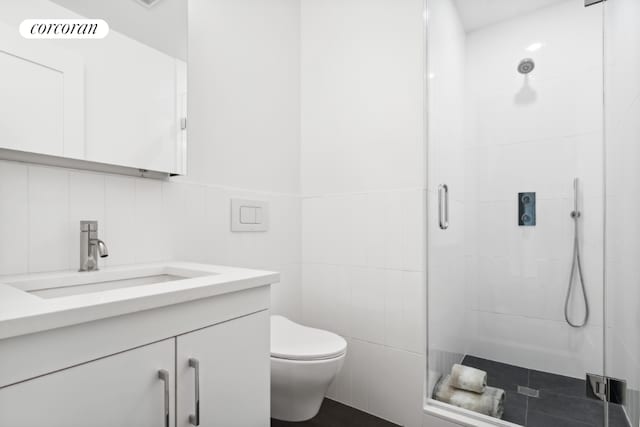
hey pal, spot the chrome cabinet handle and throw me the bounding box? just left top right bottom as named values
left=189, top=358, right=200, bottom=426
left=158, top=369, right=170, bottom=427
left=438, top=184, right=449, bottom=230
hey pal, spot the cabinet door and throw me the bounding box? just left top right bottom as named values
left=177, top=311, right=270, bottom=427
left=0, top=339, right=175, bottom=427
left=0, top=22, right=84, bottom=159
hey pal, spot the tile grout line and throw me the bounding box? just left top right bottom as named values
left=26, top=166, right=31, bottom=274
left=525, top=368, right=530, bottom=426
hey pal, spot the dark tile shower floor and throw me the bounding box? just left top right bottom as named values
left=271, top=358, right=630, bottom=427
left=462, top=356, right=630, bottom=427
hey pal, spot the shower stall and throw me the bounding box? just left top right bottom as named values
left=425, top=0, right=640, bottom=426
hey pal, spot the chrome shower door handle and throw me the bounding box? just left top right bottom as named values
left=158, top=369, right=170, bottom=427
left=438, top=184, right=449, bottom=230
left=188, top=358, right=200, bottom=426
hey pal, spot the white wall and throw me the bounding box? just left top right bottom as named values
left=605, top=0, right=640, bottom=425
left=461, top=0, right=604, bottom=379
left=0, top=0, right=303, bottom=321
left=185, top=0, right=301, bottom=195
left=51, top=0, right=187, bottom=60
left=177, top=0, right=302, bottom=319
left=300, top=0, right=426, bottom=425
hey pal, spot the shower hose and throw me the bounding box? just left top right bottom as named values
left=564, top=179, right=589, bottom=328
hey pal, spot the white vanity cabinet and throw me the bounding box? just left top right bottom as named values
left=0, top=311, right=269, bottom=427
left=0, top=339, right=176, bottom=427
left=177, top=311, right=270, bottom=427
left=0, top=271, right=273, bottom=427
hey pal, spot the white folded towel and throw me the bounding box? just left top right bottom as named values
left=450, top=363, right=487, bottom=394
left=433, top=375, right=505, bottom=419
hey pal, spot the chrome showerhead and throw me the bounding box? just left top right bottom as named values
left=518, top=58, right=535, bottom=74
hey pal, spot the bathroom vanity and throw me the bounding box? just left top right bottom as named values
left=0, top=262, right=278, bottom=427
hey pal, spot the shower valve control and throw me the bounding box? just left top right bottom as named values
left=518, top=192, right=536, bottom=226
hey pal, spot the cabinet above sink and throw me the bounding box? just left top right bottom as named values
left=0, top=0, right=187, bottom=177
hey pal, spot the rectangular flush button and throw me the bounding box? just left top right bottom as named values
left=240, top=206, right=256, bottom=224
left=231, top=198, right=269, bottom=232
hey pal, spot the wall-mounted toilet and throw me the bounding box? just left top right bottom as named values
left=270, top=315, right=347, bottom=422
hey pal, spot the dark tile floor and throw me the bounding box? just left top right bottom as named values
left=461, top=356, right=630, bottom=427
left=271, top=398, right=399, bottom=427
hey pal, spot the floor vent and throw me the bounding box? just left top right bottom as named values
left=517, top=386, right=539, bottom=398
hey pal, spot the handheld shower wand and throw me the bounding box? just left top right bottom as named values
left=564, top=178, right=589, bottom=328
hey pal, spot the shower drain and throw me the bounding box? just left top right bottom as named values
left=517, top=386, right=540, bottom=398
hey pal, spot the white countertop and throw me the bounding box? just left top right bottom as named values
left=0, top=262, right=279, bottom=341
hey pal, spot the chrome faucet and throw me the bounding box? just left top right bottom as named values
left=79, top=221, right=109, bottom=271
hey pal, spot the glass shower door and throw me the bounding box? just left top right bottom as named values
left=604, top=1, right=640, bottom=427
left=426, top=0, right=610, bottom=425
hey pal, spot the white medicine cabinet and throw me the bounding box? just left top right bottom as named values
left=0, top=0, right=187, bottom=176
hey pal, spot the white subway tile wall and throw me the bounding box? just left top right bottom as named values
left=104, top=176, right=137, bottom=266
left=461, top=0, right=604, bottom=378
left=0, top=161, right=28, bottom=275
left=300, top=0, right=427, bottom=425
left=0, top=161, right=303, bottom=323
left=28, top=166, right=70, bottom=273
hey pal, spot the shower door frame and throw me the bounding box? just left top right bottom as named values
left=422, top=0, right=611, bottom=426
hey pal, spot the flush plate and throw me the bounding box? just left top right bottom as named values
left=231, top=198, right=269, bottom=232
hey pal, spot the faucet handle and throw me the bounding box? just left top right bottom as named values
left=80, top=220, right=98, bottom=232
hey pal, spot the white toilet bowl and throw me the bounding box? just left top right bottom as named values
left=270, top=315, right=347, bottom=422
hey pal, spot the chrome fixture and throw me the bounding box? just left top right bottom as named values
left=189, top=358, right=201, bottom=426
left=564, top=178, right=589, bottom=327
left=517, top=58, right=535, bottom=74
left=586, top=373, right=626, bottom=404
left=158, top=369, right=170, bottom=427
left=79, top=220, right=109, bottom=272
left=438, top=184, right=449, bottom=230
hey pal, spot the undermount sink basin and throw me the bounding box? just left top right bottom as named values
left=26, top=274, right=188, bottom=299
left=4, top=265, right=211, bottom=300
